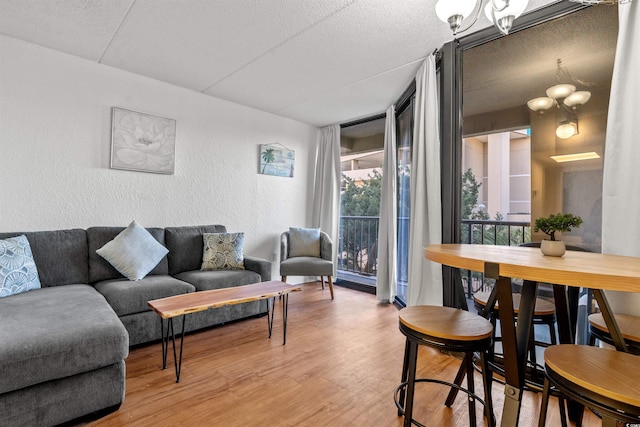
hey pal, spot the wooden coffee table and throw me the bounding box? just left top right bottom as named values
left=148, top=280, right=301, bottom=382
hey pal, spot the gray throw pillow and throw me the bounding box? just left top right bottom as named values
left=201, top=232, right=245, bottom=270
left=96, top=221, right=169, bottom=281
left=288, top=227, right=321, bottom=258
left=0, top=235, right=42, bottom=297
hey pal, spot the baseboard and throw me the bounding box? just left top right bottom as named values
left=334, top=279, right=375, bottom=295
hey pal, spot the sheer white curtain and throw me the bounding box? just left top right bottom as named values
left=602, top=1, right=640, bottom=315
left=407, top=55, right=443, bottom=307
left=376, top=106, right=398, bottom=303
left=312, top=124, right=341, bottom=275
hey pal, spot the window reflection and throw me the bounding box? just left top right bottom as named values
left=462, top=6, right=617, bottom=253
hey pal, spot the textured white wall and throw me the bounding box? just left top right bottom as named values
left=0, top=35, right=319, bottom=273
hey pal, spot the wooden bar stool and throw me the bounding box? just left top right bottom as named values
left=474, top=290, right=557, bottom=343
left=474, top=290, right=557, bottom=376
left=395, top=305, right=495, bottom=427
left=538, top=344, right=640, bottom=427
left=588, top=312, right=640, bottom=355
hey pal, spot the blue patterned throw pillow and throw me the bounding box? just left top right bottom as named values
left=201, top=232, right=245, bottom=270
left=0, top=235, right=42, bottom=298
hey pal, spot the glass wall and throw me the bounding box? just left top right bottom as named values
left=396, top=98, right=413, bottom=303
left=461, top=5, right=617, bottom=253
left=338, top=118, right=385, bottom=286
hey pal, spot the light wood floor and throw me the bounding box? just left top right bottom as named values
left=87, top=283, right=601, bottom=427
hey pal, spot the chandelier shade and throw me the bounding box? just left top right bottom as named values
left=527, top=97, right=555, bottom=112
left=435, top=0, right=529, bottom=36
left=435, top=0, right=477, bottom=22
left=546, top=84, right=576, bottom=100
left=556, top=121, right=578, bottom=139
left=484, top=0, right=529, bottom=22
left=564, top=91, right=592, bottom=108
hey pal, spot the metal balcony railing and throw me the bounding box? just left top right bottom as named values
left=338, top=216, right=379, bottom=277
left=336, top=216, right=532, bottom=296
left=461, top=219, right=531, bottom=246
left=460, top=219, right=532, bottom=297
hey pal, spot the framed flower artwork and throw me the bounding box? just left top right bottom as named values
left=110, top=107, right=176, bottom=174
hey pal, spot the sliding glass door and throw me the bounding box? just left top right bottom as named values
left=395, top=97, right=414, bottom=304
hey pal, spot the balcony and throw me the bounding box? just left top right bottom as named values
left=461, top=219, right=531, bottom=298
left=337, top=216, right=531, bottom=293
left=337, top=215, right=379, bottom=286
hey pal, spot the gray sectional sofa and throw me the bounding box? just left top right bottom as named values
left=0, top=225, right=271, bottom=427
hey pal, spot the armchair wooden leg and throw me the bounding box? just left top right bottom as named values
left=328, top=276, right=334, bottom=300
left=281, top=276, right=286, bottom=282
left=320, top=276, right=325, bottom=289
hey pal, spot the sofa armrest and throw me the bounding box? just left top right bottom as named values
left=280, top=232, right=289, bottom=262
left=244, top=256, right=272, bottom=281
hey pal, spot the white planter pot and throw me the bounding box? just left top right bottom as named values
left=540, top=240, right=566, bottom=257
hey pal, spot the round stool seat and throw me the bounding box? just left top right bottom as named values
left=474, top=290, right=555, bottom=316
left=396, top=306, right=496, bottom=427
left=399, top=305, right=493, bottom=342
left=541, top=344, right=640, bottom=425
left=588, top=313, right=640, bottom=349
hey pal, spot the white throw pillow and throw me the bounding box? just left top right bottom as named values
left=288, top=227, right=321, bottom=258
left=96, top=221, right=168, bottom=281
left=201, top=232, right=245, bottom=270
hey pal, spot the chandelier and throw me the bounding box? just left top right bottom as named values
left=435, top=0, right=529, bottom=36
left=435, top=0, right=633, bottom=37
left=527, top=59, right=592, bottom=139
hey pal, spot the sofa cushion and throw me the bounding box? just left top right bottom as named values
left=175, top=269, right=261, bottom=292
left=288, top=227, right=321, bottom=257
left=93, top=275, right=195, bottom=317
left=87, top=226, right=168, bottom=283
left=96, top=221, right=169, bottom=281
left=0, top=285, right=128, bottom=395
left=165, top=225, right=226, bottom=275
left=201, top=232, right=245, bottom=270
left=0, top=229, right=88, bottom=287
left=0, top=235, right=41, bottom=298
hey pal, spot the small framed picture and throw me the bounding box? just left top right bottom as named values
left=259, top=144, right=295, bottom=177
left=110, top=107, right=176, bottom=174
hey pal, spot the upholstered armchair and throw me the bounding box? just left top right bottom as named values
left=279, top=228, right=334, bottom=300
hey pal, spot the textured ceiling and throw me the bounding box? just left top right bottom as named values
left=1, top=0, right=562, bottom=127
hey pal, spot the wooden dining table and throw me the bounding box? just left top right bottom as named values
left=425, top=244, right=640, bottom=427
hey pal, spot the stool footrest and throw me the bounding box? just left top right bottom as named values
left=394, top=379, right=492, bottom=427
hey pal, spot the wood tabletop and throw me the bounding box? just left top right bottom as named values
left=425, top=244, right=640, bottom=293
left=148, top=280, right=302, bottom=319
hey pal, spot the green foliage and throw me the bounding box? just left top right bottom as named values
left=460, top=168, right=531, bottom=246
left=534, top=213, right=583, bottom=241
left=340, top=170, right=381, bottom=216
left=462, top=169, right=489, bottom=220
left=339, top=171, right=382, bottom=275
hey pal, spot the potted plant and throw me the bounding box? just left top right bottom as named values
left=534, top=213, right=583, bottom=256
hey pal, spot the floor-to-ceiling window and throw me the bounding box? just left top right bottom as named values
left=338, top=117, right=385, bottom=288
left=451, top=5, right=617, bottom=343
left=395, top=97, right=414, bottom=303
